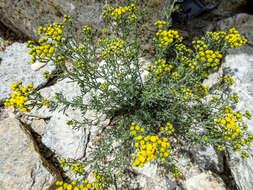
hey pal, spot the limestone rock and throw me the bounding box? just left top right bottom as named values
left=29, top=79, right=109, bottom=159
left=215, top=13, right=253, bottom=54
left=185, top=171, right=226, bottom=190
left=203, top=66, right=223, bottom=89
left=0, top=117, right=61, bottom=190
left=0, top=0, right=172, bottom=41
left=31, top=61, right=47, bottom=71
left=0, top=42, right=55, bottom=103
left=190, top=145, right=224, bottom=173
left=223, top=53, right=253, bottom=190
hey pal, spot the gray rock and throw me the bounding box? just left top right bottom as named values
left=185, top=171, right=226, bottom=190
left=0, top=42, right=55, bottom=103
left=190, top=145, right=224, bottom=173
left=223, top=53, right=253, bottom=190
left=29, top=79, right=109, bottom=159
left=203, top=66, right=223, bottom=89
left=42, top=110, right=87, bottom=160
left=0, top=0, right=172, bottom=41
left=131, top=151, right=227, bottom=190
left=0, top=117, right=61, bottom=190
left=215, top=13, right=253, bottom=54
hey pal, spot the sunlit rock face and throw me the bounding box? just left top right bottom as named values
left=0, top=0, right=172, bottom=41
left=0, top=42, right=55, bottom=103
left=0, top=117, right=61, bottom=190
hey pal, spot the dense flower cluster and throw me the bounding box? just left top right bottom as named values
left=101, top=37, right=126, bottom=59
left=192, top=40, right=208, bottom=51
left=161, top=122, right=175, bottom=135
left=224, top=75, right=234, bottom=86
left=146, top=59, right=173, bottom=80
left=154, top=29, right=183, bottom=47
left=61, top=159, right=86, bottom=175
left=225, top=28, right=247, bottom=48
left=4, top=82, right=34, bottom=112
left=213, top=105, right=253, bottom=156
left=130, top=122, right=172, bottom=167
left=154, top=20, right=167, bottom=29
left=27, top=22, right=64, bottom=64
left=195, top=50, right=222, bottom=70
left=206, top=31, right=226, bottom=44
left=102, top=4, right=137, bottom=22
left=56, top=167, right=110, bottom=190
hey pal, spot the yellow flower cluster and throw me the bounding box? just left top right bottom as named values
left=180, top=56, right=198, bottom=70
left=195, top=49, right=222, bottom=70
left=146, top=59, right=173, bottom=80
left=213, top=105, right=253, bottom=154
left=56, top=55, right=65, bottom=64
left=155, top=29, right=183, bottom=47
left=193, top=82, right=209, bottom=99
left=224, top=75, right=234, bottom=86
left=130, top=123, right=172, bottom=167
left=206, top=31, right=226, bottom=44
left=161, top=122, right=175, bottom=135
left=43, top=71, right=50, bottom=79
left=74, top=60, right=86, bottom=69
left=192, top=40, right=208, bottom=51
left=171, top=72, right=180, bottom=80
left=100, top=82, right=108, bottom=90
left=244, top=110, right=252, bottom=120
left=27, top=21, right=65, bottom=63
left=225, top=28, right=247, bottom=48
left=175, top=43, right=193, bottom=55
left=103, top=4, right=137, bottom=22
left=180, top=85, right=193, bottom=101
left=154, top=20, right=167, bottom=29
left=61, top=159, right=86, bottom=176
left=41, top=99, right=51, bottom=108
left=63, top=15, right=72, bottom=23
left=38, top=22, right=64, bottom=41
left=4, top=82, right=34, bottom=112
left=101, top=38, right=125, bottom=59
left=56, top=165, right=110, bottom=190
left=83, top=26, right=92, bottom=41
left=27, top=38, right=55, bottom=63
left=229, top=92, right=239, bottom=103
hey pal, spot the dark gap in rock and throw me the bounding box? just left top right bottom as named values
left=19, top=119, right=71, bottom=184
left=0, top=21, right=30, bottom=51
left=219, top=153, right=239, bottom=190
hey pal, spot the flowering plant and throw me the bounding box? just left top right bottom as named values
left=4, top=0, right=252, bottom=189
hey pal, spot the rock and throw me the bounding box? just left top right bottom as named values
left=223, top=54, right=253, bottom=133
left=133, top=163, right=168, bottom=190
left=185, top=171, right=226, bottom=190
left=42, top=111, right=87, bottom=160
left=130, top=150, right=227, bottom=190
left=31, top=118, right=47, bottom=136
left=227, top=148, right=253, bottom=190
left=203, top=66, right=223, bottom=89
left=0, top=117, right=61, bottom=190
left=215, top=13, right=253, bottom=54
left=31, top=61, right=47, bottom=71
left=0, top=0, right=172, bottom=41
left=190, top=145, right=224, bottom=173
left=223, top=53, right=253, bottom=190
left=0, top=42, right=55, bottom=103
left=29, top=78, right=110, bottom=159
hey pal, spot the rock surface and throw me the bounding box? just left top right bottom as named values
left=0, top=0, right=172, bottom=41
left=223, top=53, right=253, bottom=190
left=131, top=151, right=226, bottom=190
left=0, top=117, right=61, bottom=190
left=29, top=78, right=110, bottom=159
left=0, top=42, right=55, bottom=103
